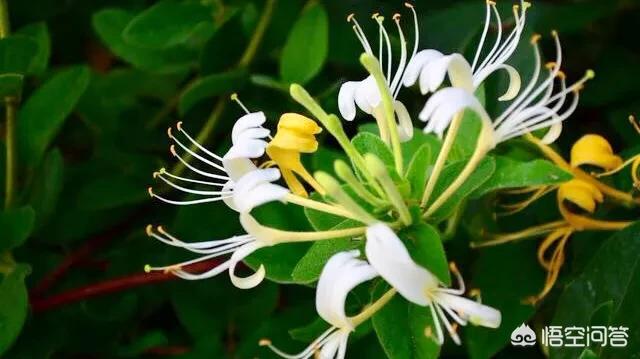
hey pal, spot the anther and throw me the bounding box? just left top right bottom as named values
left=148, top=187, right=154, bottom=197
left=167, top=127, right=173, bottom=138
left=159, top=167, right=166, bottom=174
left=372, top=12, right=380, bottom=20
left=153, top=171, right=160, bottom=179
left=347, top=13, right=355, bottom=22
left=157, top=226, right=167, bottom=235
left=145, top=224, right=153, bottom=236
left=530, top=34, right=541, bottom=44
left=169, top=145, right=177, bottom=156
left=556, top=70, right=566, bottom=80
left=469, top=288, right=482, bottom=299
left=449, top=262, right=459, bottom=274
left=629, top=115, right=640, bottom=134
left=176, top=121, right=183, bottom=131
left=230, top=92, right=250, bottom=113
left=551, top=29, right=558, bottom=37
left=404, top=2, right=414, bottom=8
left=545, top=62, right=557, bottom=70
left=393, top=13, right=401, bottom=22
left=259, top=339, right=272, bottom=346
left=144, top=264, right=151, bottom=273
left=523, top=1, right=532, bottom=10
left=486, top=0, right=496, bottom=5
left=585, top=69, right=595, bottom=79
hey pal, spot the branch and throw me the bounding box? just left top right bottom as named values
left=30, top=259, right=222, bottom=313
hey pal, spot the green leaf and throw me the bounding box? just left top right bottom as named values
left=16, top=22, right=50, bottom=75
left=551, top=221, right=640, bottom=359
left=400, top=130, right=441, bottom=170
left=0, top=35, right=39, bottom=74
left=449, top=109, right=482, bottom=162
left=28, top=149, right=63, bottom=230
left=403, top=223, right=450, bottom=285
left=280, top=3, right=328, bottom=84
left=115, top=331, right=168, bottom=357
left=427, top=156, right=496, bottom=222
left=123, top=0, right=215, bottom=49
left=17, top=66, right=90, bottom=166
left=0, top=73, right=24, bottom=99
left=0, top=264, right=30, bottom=355
left=578, top=349, right=599, bottom=359
left=352, top=132, right=394, bottom=168
left=0, top=207, right=35, bottom=252
left=406, top=144, right=432, bottom=200
left=372, top=283, right=440, bottom=359
left=178, top=69, right=248, bottom=116
left=93, top=9, right=196, bottom=73
left=291, top=219, right=362, bottom=284
left=471, top=156, right=573, bottom=198
left=466, top=241, right=544, bottom=359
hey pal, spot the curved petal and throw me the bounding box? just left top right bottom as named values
left=338, top=81, right=359, bottom=121
left=540, top=122, right=562, bottom=145
left=394, top=100, right=414, bottom=142
left=435, top=292, right=501, bottom=329
left=402, top=49, right=444, bottom=88
left=419, top=54, right=473, bottom=94
left=233, top=169, right=290, bottom=212
left=419, top=88, right=491, bottom=138
left=473, top=64, right=521, bottom=101
left=221, top=155, right=258, bottom=181
left=232, top=112, right=267, bottom=144
left=354, top=76, right=380, bottom=114
left=365, top=223, right=437, bottom=306
left=570, top=134, right=623, bottom=171
left=316, top=250, right=378, bottom=329
left=228, top=241, right=267, bottom=289
left=222, top=180, right=237, bottom=211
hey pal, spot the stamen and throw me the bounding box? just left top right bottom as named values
left=348, top=14, right=374, bottom=55
left=404, top=2, right=419, bottom=60
left=373, top=14, right=393, bottom=81
left=630, top=115, right=640, bottom=134
left=170, top=145, right=229, bottom=180
left=230, top=93, right=250, bottom=114
left=471, top=0, right=496, bottom=71
left=157, top=167, right=228, bottom=187
left=175, top=122, right=225, bottom=162
left=170, top=136, right=227, bottom=172
left=155, top=172, right=233, bottom=196
left=148, top=186, right=233, bottom=205
left=390, top=12, right=408, bottom=97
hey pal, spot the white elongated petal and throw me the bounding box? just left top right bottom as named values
left=473, top=64, right=521, bottom=101
left=228, top=241, right=267, bottom=289
left=232, top=168, right=289, bottom=212
left=435, top=292, right=501, bottom=328
left=540, top=122, right=563, bottom=144
left=354, top=76, right=380, bottom=114
left=222, top=155, right=258, bottom=181
left=394, top=100, right=414, bottom=142
left=316, top=250, right=378, bottom=329
left=338, top=81, right=359, bottom=121
left=221, top=180, right=237, bottom=211
left=402, top=49, right=444, bottom=87
left=419, top=87, right=491, bottom=138
left=365, top=223, right=437, bottom=306
left=232, top=111, right=267, bottom=144
left=418, top=54, right=473, bottom=95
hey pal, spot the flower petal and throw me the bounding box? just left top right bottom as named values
left=232, top=111, right=267, bottom=144
left=233, top=168, right=290, bottom=212
left=365, top=223, right=437, bottom=306
left=316, top=250, right=378, bottom=329
left=402, top=49, right=444, bottom=88
left=394, top=100, right=414, bottom=142
left=435, top=292, right=501, bottom=329
left=338, top=81, right=359, bottom=121
left=228, top=241, right=266, bottom=289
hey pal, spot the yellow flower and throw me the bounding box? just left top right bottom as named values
left=266, top=113, right=325, bottom=197
left=570, top=134, right=623, bottom=172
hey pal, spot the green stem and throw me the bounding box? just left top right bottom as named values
left=169, top=0, right=275, bottom=176
left=350, top=288, right=396, bottom=326
left=424, top=125, right=492, bottom=218
left=285, top=193, right=363, bottom=222
left=420, top=112, right=463, bottom=208
left=360, top=54, right=403, bottom=175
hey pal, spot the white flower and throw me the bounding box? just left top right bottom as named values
left=365, top=223, right=501, bottom=345
left=262, top=250, right=378, bottom=358
left=149, top=112, right=289, bottom=212
left=418, top=31, right=594, bottom=146
left=337, top=5, right=419, bottom=141
left=145, top=212, right=279, bottom=289
left=403, top=1, right=528, bottom=101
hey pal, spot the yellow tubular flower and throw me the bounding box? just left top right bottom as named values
left=266, top=113, right=325, bottom=197
left=570, top=134, right=623, bottom=172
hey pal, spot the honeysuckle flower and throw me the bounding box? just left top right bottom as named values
left=593, top=116, right=640, bottom=189
left=145, top=212, right=369, bottom=289
left=149, top=112, right=289, bottom=212
left=261, top=250, right=378, bottom=358
left=474, top=177, right=633, bottom=302
left=570, top=134, right=623, bottom=171
left=403, top=1, right=528, bottom=101
left=266, top=113, right=325, bottom=197
left=365, top=223, right=501, bottom=344
left=338, top=4, right=418, bottom=143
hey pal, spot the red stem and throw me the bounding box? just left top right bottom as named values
left=30, top=259, right=222, bottom=313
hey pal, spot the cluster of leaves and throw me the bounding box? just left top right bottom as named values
left=0, top=0, right=639, bottom=358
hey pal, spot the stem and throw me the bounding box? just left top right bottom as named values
left=282, top=226, right=367, bottom=243
left=4, top=98, right=16, bottom=209
left=421, top=112, right=463, bottom=208
left=350, top=288, right=396, bottom=326
left=524, top=134, right=638, bottom=207
left=170, top=0, right=276, bottom=176
left=424, top=124, right=492, bottom=218
left=30, top=259, right=223, bottom=313
left=285, top=193, right=362, bottom=222
left=360, top=54, right=403, bottom=175
left=471, top=220, right=567, bottom=248
left=0, top=0, right=8, bottom=38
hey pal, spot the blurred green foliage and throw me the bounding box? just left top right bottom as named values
left=0, top=0, right=639, bottom=358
